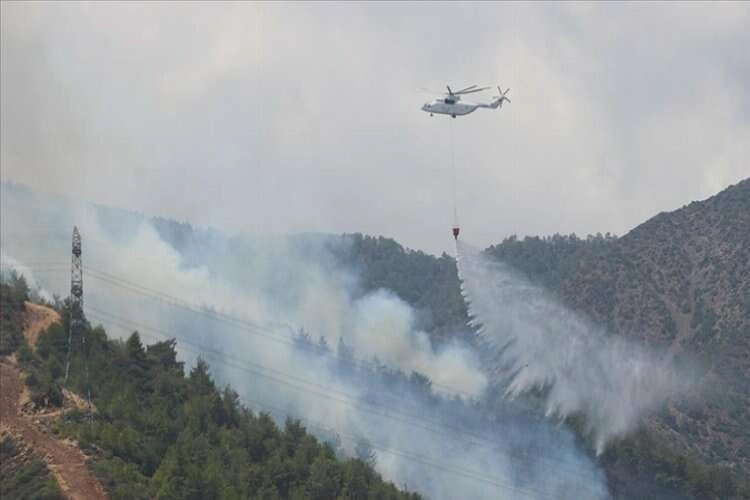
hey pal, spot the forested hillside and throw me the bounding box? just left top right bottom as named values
left=0, top=279, right=420, bottom=500
left=1, top=280, right=64, bottom=500
left=323, top=234, right=469, bottom=343
left=145, top=179, right=750, bottom=496
left=313, top=181, right=750, bottom=497
left=3, top=179, right=748, bottom=498
left=0, top=433, right=62, bottom=500
left=487, top=178, right=750, bottom=479
left=1, top=272, right=29, bottom=355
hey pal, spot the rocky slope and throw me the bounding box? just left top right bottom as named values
left=488, top=178, right=750, bottom=478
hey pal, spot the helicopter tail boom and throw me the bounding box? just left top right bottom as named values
left=479, top=86, right=511, bottom=109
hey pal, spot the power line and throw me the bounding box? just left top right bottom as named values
left=82, top=265, right=477, bottom=398
left=84, top=309, right=554, bottom=499
left=81, top=275, right=534, bottom=455
left=85, top=268, right=300, bottom=349
left=247, top=399, right=549, bottom=499
left=12, top=261, right=605, bottom=488
left=85, top=304, right=604, bottom=490
left=86, top=306, right=484, bottom=446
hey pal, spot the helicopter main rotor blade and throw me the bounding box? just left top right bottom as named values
left=455, top=86, right=491, bottom=95
left=455, top=84, right=478, bottom=94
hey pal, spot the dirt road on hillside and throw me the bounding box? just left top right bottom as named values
left=23, top=301, right=62, bottom=348
left=0, top=303, right=106, bottom=500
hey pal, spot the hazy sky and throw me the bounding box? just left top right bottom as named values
left=2, top=2, right=748, bottom=255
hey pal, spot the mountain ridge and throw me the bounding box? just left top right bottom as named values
left=487, top=178, right=750, bottom=479
left=2, top=178, right=748, bottom=497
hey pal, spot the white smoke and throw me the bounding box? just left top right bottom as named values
left=1, top=183, right=611, bottom=499
left=456, top=240, right=692, bottom=452
left=0, top=252, right=55, bottom=303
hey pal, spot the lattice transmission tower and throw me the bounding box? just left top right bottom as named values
left=64, top=227, right=83, bottom=381
left=64, top=226, right=92, bottom=420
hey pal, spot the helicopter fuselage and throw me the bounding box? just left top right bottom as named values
left=421, top=99, right=478, bottom=118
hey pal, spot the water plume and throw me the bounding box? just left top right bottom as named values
left=456, top=240, right=692, bottom=452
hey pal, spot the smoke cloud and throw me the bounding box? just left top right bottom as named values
left=0, top=253, right=54, bottom=303
left=1, top=183, right=610, bottom=499
left=456, top=240, right=693, bottom=453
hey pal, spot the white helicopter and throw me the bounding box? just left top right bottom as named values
left=421, top=85, right=510, bottom=118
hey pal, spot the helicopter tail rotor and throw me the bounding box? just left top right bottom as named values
left=498, top=86, right=511, bottom=103
left=491, top=86, right=510, bottom=108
